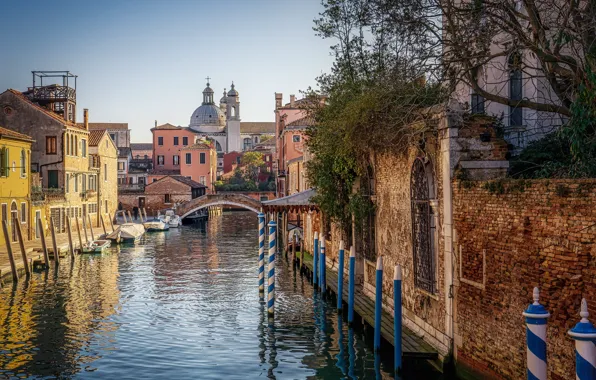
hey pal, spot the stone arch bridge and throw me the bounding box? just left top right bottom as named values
left=177, top=193, right=263, bottom=218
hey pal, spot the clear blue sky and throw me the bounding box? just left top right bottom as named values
left=0, top=0, right=333, bottom=142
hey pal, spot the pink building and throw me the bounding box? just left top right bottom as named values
left=151, top=123, right=197, bottom=170
left=180, top=142, right=217, bottom=193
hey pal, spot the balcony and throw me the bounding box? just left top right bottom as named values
left=80, top=190, right=97, bottom=200
left=118, top=183, right=145, bottom=193
left=31, top=187, right=66, bottom=203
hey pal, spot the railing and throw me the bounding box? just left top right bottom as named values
left=80, top=190, right=97, bottom=200
left=31, top=188, right=66, bottom=202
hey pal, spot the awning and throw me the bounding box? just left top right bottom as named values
left=262, top=188, right=317, bottom=211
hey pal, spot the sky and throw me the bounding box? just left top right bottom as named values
left=0, top=0, right=334, bottom=142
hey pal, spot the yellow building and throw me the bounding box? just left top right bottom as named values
left=88, top=130, right=119, bottom=226
left=0, top=126, right=33, bottom=246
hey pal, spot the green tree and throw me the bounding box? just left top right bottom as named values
left=241, top=151, right=264, bottom=184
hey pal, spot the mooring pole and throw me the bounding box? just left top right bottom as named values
left=258, top=212, right=265, bottom=296
left=523, top=287, right=550, bottom=380
left=108, top=212, right=115, bottom=231
left=15, top=216, right=30, bottom=277
left=374, top=256, right=383, bottom=352
left=320, top=236, right=326, bottom=294
left=75, top=217, right=83, bottom=252
left=37, top=217, right=50, bottom=268
left=313, top=231, right=319, bottom=288
left=348, top=246, right=356, bottom=325
left=2, top=220, right=18, bottom=282
left=337, top=240, right=345, bottom=311
left=88, top=215, right=95, bottom=241
left=49, top=217, right=60, bottom=264
left=82, top=216, right=89, bottom=243
left=394, top=264, right=403, bottom=374
left=66, top=217, right=75, bottom=259
left=100, top=214, right=107, bottom=236
left=267, top=220, right=276, bottom=316
left=568, top=298, right=596, bottom=380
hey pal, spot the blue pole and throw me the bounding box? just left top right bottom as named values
left=348, top=246, right=355, bottom=324
left=320, top=235, right=326, bottom=294
left=394, top=264, right=402, bottom=375
left=568, top=298, right=596, bottom=380
left=313, top=231, right=319, bottom=288
left=522, top=287, right=550, bottom=380
left=267, top=220, right=277, bottom=316
left=374, top=256, right=383, bottom=352
left=337, top=240, right=345, bottom=310
left=258, top=213, right=265, bottom=296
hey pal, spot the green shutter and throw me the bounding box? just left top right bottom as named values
left=4, top=147, right=8, bottom=178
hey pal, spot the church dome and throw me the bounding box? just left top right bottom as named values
left=189, top=80, right=226, bottom=132
left=220, top=88, right=227, bottom=104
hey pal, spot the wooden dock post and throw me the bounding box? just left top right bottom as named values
left=127, top=210, right=133, bottom=223
left=15, top=215, right=30, bottom=277
left=88, top=215, right=95, bottom=241
left=66, top=217, right=75, bottom=259
left=100, top=214, right=107, bottom=236
left=108, top=212, right=115, bottom=231
left=82, top=216, right=89, bottom=243
left=2, top=220, right=19, bottom=282
left=49, top=217, right=60, bottom=264
left=142, top=208, right=147, bottom=222
left=75, top=217, right=83, bottom=252
left=37, top=217, right=50, bottom=268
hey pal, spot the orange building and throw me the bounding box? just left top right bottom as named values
left=180, top=142, right=217, bottom=193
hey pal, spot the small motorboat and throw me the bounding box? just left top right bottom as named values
left=144, top=219, right=170, bottom=232
left=106, top=223, right=145, bottom=244
left=160, top=209, right=181, bottom=228
left=81, top=239, right=111, bottom=253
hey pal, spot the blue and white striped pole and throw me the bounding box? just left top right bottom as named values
left=374, top=256, right=383, bottom=352
left=267, top=220, right=277, bottom=316
left=522, top=287, right=550, bottom=380
left=320, top=236, right=326, bottom=294
left=313, top=232, right=319, bottom=288
left=258, top=213, right=265, bottom=296
left=337, top=240, right=345, bottom=310
left=394, top=264, right=402, bottom=375
left=348, top=246, right=356, bottom=325
left=568, top=298, right=596, bottom=380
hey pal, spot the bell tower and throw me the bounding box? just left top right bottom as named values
left=225, top=82, right=242, bottom=152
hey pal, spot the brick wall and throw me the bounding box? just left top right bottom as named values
left=453, top=179, right=596, bottom=379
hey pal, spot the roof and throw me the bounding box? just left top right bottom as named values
left=254, top=138, right=275, bottom=147
left=88, top=130, right=107, bottom=146
left=151, top=123, right=181, bottom=130
left=286, top=115, right=316, bottom=128
left=262, top=188, right=316, bottom=207
left=118, top=147, right=132, bottom=158
left=131, top=143, right=152, bottom=151
left=0, top=126, right=34, bottom=142
left=287, top=156, right=303, bottom=165
left=182, top=142, right=212, bottom=150
left=5, top=89, right=84, bottom=129
left=171, top=175, right=207, bottom=188
left=77, top=122, right=129, bottom=130
left=240, top=122, right=275, bottom=134
left=148, top=169, right=181, bottom=176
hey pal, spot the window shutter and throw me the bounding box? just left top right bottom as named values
left=5, top=147, right=9, bottom=178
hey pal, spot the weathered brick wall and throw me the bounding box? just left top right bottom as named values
left=453, top=179, right=596, bottom=379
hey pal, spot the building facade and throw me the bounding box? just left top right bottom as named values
left=179, top=142, right=217, bottom=193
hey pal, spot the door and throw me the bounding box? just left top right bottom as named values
left=35, top=210, right=41, bottom=239
left=47, top=170, right=59, bottom=189
left=138, top=197, right=146, bottom=208
left=10, top=202, right=17, bottom=242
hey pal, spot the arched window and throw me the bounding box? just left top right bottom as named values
left=231, top=106, right=236, bottom=118
left=71, top=135, right=75, bottom=156
left=66, top=134, right=70, bottom=155
left=75, top=136, right=78, bottom=156
left=243, top=137, right=252, bottom=151
left=509, top=52, right=523, bottom=127
left=215, top=141, right=222, bottom=152
left=411, top=158, right=436, bottom=294
left=20, top=149, right=26, bottom=176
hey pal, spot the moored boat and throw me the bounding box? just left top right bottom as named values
left=160, top=209, right=181, bottom=227
left=81, top=240, right=111, bottom=253
left=143, top=219, right=170, bottom=232
left=106, top=223, right=145, bottom=244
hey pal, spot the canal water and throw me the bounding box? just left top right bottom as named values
left=0, top=212, right=444, bottom=379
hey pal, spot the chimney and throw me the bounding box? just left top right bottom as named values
left=290, top=95, right=295, bottom=107
left=155, top=120, right=157, bottom=128
left=275, top=93, right=283, bottom=109
left=83, top=109, right=89, bottom=130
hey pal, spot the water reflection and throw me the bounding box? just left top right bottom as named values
left=0, top=212, right=441, bottom=379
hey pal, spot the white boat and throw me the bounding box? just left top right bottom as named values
left=81, top=239, right=111, bottom=253
left=143, top=219, right=170, bottom=232
left=160, top=209, right=181, bottom=228
left=106, top=223, right=145, bottom=244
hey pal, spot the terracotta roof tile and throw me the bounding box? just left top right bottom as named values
left=88, top=130, right=107, bottom=146
left=6, top=89, right=84, bottom=129
left=0, top=126, right=34, bottom=142
left=148, top=169, right=181, bottom=176
left=286, top=115, right=316, bottom=128
left=131, top=143, right=152, bottom=151
left=181, top=142, right=212, bottom=150
left=240, top=122, right=275, bottom=134
left=151, top=123, right=181, bottom=130
left=171, top=175, right=206, bottom=188
left=76, top=122, right=129, bottom=130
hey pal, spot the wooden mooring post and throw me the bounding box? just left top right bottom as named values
left=15, top=215, right=30, bottom=277
left=108, top=212, right=115, bottom=231
left=75, top=218, right=83, bottom=252
left=100, top=214, right=107, bottom=236
left=49, top=217, right=60, bottom=264
left=37, top=217, right=50, bottom=268
left=88, top=215, right=95, bottom=241
left=82, top=216, right=89, bottom=243
left=66, top=217, right=75, bottom=259
left=2, top=220, right=19, bottom=282
left=127, top=210, right=133, bottom=223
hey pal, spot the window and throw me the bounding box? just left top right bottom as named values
left=183, top=137, right=188, bottom=146
left=236, top=156, right=241, bottom=165
left=158, top=136, right=164, bottom=146
left=410, top=158, right=436, bottom=294
left=110, top=133, right=116, bottom=141
left=136, top=155, right=139, bottom=159
left=104, top=164, right=107, bottom=181
left=81, top=139, right=87, bottom=157
left=46, top=136, right=57, bottom=154
left=173, top=155, right=180, bottom=166
left=200, top=152, right=206, bottom=164
left=144, top=154, right=148, bottom=159
left=292, top=135, right=301, bottom=143
left=82, top=174, right=87, bottom=192
left=20, top=203, right=26, bottom=223
left=66, top=173, right=70, bottom=193
left=186, top=153, right=192, bottom=164
left=509, top=52, right=523, bottom=127
left=157, top=155, right=164, bottom=165
left=35, top=210, right=41, bottom=238
left=165, top=194, right=171, bottom=203
left=74, top=173, right=79, bottom=192
left=48, top=170, right=58, bottom=188
left=199, top=176, right=206, bottom=185
left=66, top=135, right=70, bottom=155
left=118, top=162, right=125, bottom=171
left=75, top=136, right=78, bottom=156
left=174, top=137, right=179, bottom=146
left=71, top=135, right=74, bottom=155
left=471, top=93, right=485, bottom=114
left=18, top=149, right=26, bottom=177
left=153, top=178, right=157, bottom=183
left=243, top=138, right=252, bottom=151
